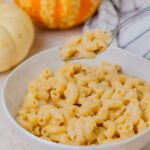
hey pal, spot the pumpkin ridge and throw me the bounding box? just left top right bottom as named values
left=30, top=0, right=44, bottom=26
left=0, top=24, right=17, bottom=50
left=75, top=0, right=93, bottom=26
left=0, top=24, right=17, bottom=65
left=0, top=18, right=33, bottom=64
left=0, top=14, right=33, bottom=31
left=53, top=0, right=62, bottom=28
left=0, top=16, right=34, bottom=44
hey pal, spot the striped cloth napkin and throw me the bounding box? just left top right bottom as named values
left=84, top=0, right=150, bottom=60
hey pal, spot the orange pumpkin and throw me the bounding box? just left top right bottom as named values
left=14, top=0, right=101, bottom=29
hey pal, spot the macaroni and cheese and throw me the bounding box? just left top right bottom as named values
left=60, top=29, right=111, bottom=59
left=16, top=61, right=150, bottom=146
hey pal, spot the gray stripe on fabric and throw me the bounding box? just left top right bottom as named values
left=122, top=28, right=150, bottom=48
left=110, top=0, right=120, bottom=11
left=132, top=0, right=138, bottom=10
left=144, top=52, right=150, bottom=60
left=100, top=7, right=118, bottom=17
left=143, top=49, right=150, bottom=57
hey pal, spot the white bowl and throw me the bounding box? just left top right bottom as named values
left=1, top=46, right=150, bottom=150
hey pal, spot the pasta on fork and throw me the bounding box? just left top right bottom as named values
left=60, top=29, right=111, bottom=59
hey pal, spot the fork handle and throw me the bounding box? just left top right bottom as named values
left=113, top=6, right=150, bottom=36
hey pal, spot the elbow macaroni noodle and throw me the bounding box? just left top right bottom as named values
left=17, top=61, right=150, bottom=146
left=60, top=29, right=111, bottom=59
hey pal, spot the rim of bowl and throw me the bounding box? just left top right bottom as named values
left=1, top=46, right=150, bottom=149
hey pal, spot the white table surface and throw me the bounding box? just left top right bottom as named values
left=0, top=0, right=150, bottom=150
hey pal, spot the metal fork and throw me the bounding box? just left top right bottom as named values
left=62, top=6, right=150, bottom=61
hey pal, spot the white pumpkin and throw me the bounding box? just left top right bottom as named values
left=0, top=1, right=34, bottom=72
